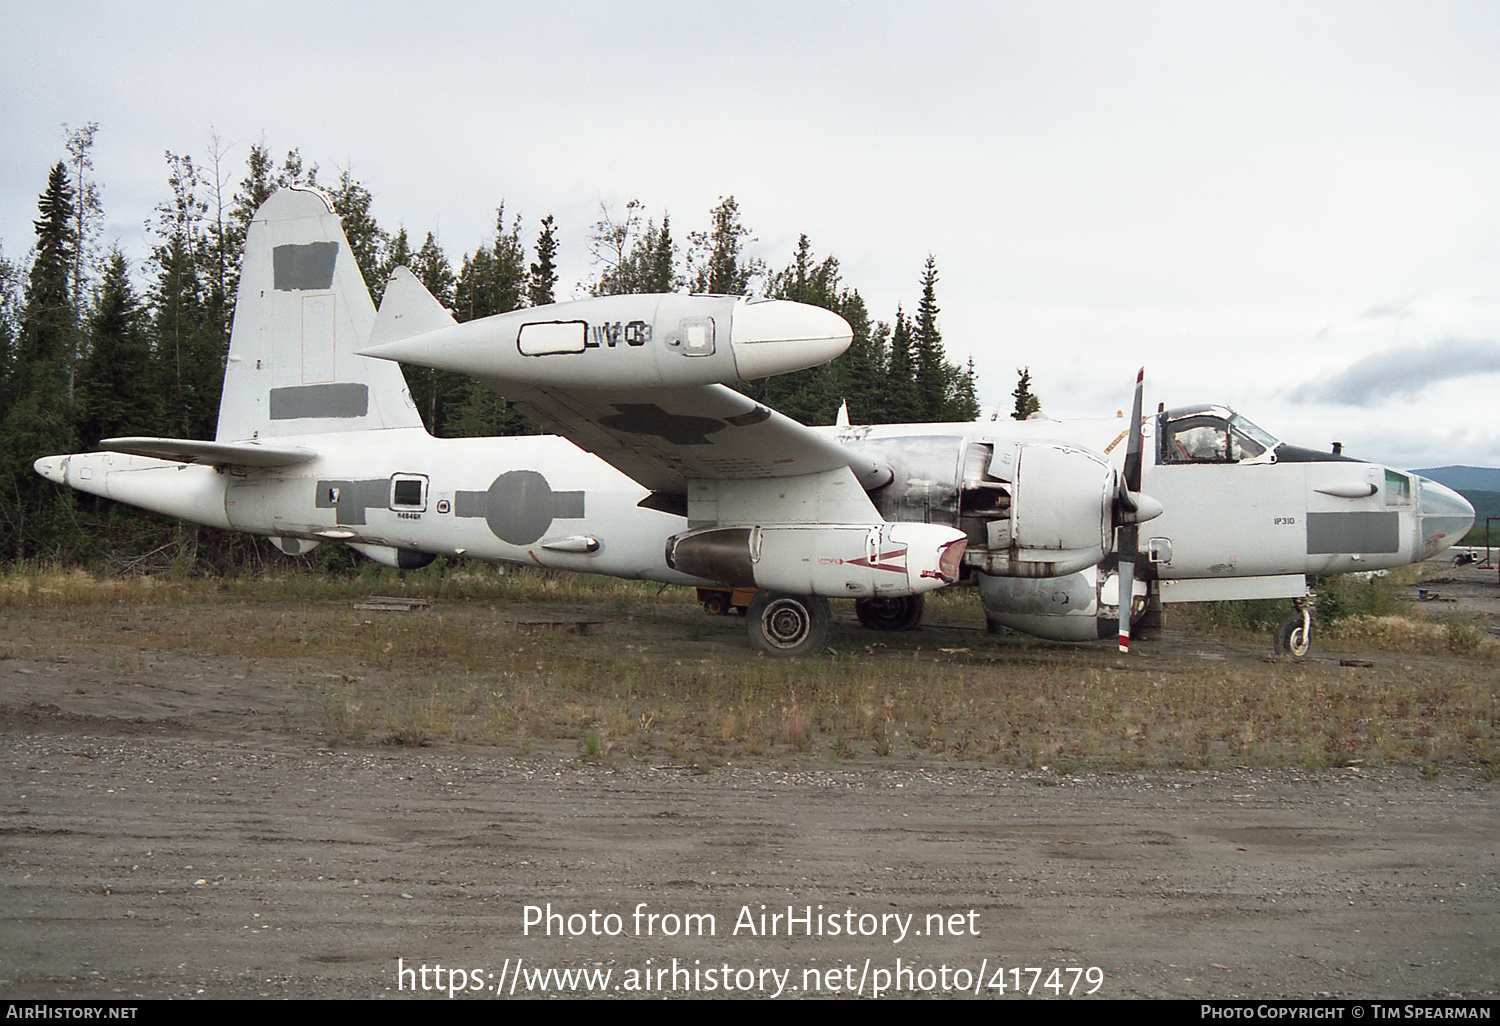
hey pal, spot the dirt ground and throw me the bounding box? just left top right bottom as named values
left=1, top=560, right=1496, bottom=1000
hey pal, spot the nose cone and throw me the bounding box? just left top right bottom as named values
left=1416, top=477, right=1475, bottom=559
left=33, top=456, right=67, bottom=485
left=729, top=298, right=852, bottom=380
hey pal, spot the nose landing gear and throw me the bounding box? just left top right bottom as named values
left=1274, top=593, right=1314, bottom=660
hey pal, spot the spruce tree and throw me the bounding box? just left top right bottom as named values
left=644, top=215, right=676, bottom=292
left=1, top=163, right=81, bottom=558
left=1011, top=367, right=1042, bottom=420
left=912, top=256, right=946, bottom=417
left=227, top=143, right=276, bottom=259
left=447, top=206, right=532, bottom=437
left=528, top=215, right=558, bottom=306
left=884, top=307, right=921, bottom=423
left=412, top=233, right=455, bottom=307
left=77, top=250, right=159, bottom=444
left=491, top=204, right=527, bottom=313
left=17, top=162, right=76, bottom=395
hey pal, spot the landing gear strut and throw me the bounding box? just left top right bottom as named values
left=1274, top=593, right=1314, bottom=660
left=746, top=592, right=832, bottom=656
left=854, top=594, right=924, bottom=631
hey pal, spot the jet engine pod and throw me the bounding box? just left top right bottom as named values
left=969, top=442, right=1115, bottom=578
left=363, top=290, right=852, bottom=391
left=666, top=522, right=966, bottom=598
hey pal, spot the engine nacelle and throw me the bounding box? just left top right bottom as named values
left=848, top=435, right=1117, bottom=579
left=985, top=442, right=1115, bottom=577
left=666, top=522, right=966, bottom=598
left=349, top=542, right=437, bottom=570
left=978, top=567, right=1147, bottom=641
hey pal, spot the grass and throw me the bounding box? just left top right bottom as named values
left=3, top=561, right=1495, bottom=775
left=0, top=557, right=682, bottom=609
left=1176, top=567, right=1500, bottom=660
left=296, top=635, right=1496, bottom=774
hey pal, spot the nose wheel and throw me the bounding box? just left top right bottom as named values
left=1274, top=595, right=1314, bottom=660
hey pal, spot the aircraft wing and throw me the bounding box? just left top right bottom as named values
left=496, top=381, right=866, bottom=494
left=363, top=272, right=887, bottom=522
left=98, top=437, right=318, bottom=468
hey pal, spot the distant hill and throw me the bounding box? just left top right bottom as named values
left=1412, top=465, right=1500, bottom=493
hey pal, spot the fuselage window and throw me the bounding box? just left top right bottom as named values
left=390, top=474, right=428, bottom=511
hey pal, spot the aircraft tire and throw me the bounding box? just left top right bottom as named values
left=747, top=592, right=831, bottom=656
left=854, top=595, right=924, bottom=631
left=1274, top=616, right=1312, bottom=660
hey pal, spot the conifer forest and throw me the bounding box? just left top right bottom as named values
left=0, top=133, right=984, bottom=568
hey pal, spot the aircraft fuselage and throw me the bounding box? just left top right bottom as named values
left=35, top=430, right=699, bottom=583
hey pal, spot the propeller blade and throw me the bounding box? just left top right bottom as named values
left=1123, top=366, right=1145, bottom=494
left=1116, top=368, right=1147, bottom=654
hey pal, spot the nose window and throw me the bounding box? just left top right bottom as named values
left=1385, top=469, right=1412, bottom=506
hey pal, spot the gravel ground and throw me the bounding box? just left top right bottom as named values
left=1, top=569, right=1496, bottom=1000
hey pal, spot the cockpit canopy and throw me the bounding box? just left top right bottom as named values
left=1158, top=405, right=1281, bottom=465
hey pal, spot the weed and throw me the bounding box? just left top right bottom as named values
left=8, top=562, right=1495, bottom=773
left=583, top=727, right=607, bottom=762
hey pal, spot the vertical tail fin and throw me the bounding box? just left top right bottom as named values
left=216, top=186, right=424, bottom=442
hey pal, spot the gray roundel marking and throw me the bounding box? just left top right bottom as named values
left=486, top=470, right=560, bottom=545
left=453, top=470, right=587, bottom=546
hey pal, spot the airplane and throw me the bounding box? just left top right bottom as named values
left=827, top=397, right=1476, bottom=657
left=33, top=186, right=1475, bottom=660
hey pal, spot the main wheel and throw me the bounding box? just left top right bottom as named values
left=1274, top=616, right=1312, bottom=660
left=746, top=592, right=832, bottom=656
left=854, top=594, right=924, bottom=631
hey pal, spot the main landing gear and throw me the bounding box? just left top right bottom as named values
left=1273, top=593, right=1314, bottom=660
left=746, top=592, right=832, bottom=656
left=853, top=594, right=925, bottom=632
left=709, top=589, right=924, bottom=655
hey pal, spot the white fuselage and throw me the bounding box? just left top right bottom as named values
left=36, top=428, right=701, bottom=584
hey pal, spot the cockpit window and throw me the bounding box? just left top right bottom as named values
left=1161, top=411, right=1279, bottom=464
left=1229, top=414, right=1277, bottom=459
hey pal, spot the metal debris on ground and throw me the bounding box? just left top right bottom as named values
left=352, top=596, right=432, bottom=612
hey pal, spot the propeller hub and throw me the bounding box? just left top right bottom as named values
left=1119, top=491, right=1163, bottom=525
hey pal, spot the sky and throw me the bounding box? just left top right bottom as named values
left=3, top=0, right=1498, bottom=471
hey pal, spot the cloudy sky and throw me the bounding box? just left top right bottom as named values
left=4, top=0, right=1498, bottom=470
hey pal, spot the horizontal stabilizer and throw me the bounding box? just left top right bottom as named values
left=369, top=266, right=458, bottom=347
left=99, top=437, right=318, bottom=468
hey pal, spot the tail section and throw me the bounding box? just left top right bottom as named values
left=216, top=187, right=424, bottom=442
